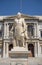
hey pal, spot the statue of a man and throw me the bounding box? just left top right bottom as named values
left=11, top=12, right=28, bottom=47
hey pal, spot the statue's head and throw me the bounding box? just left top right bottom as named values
left=17, top=12, right=21, bottom=19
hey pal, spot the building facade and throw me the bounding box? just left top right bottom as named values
left=0, top=13, right=42, bottom=58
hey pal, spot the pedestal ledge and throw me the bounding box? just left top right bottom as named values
left=11, top=47, right=28, bottom=52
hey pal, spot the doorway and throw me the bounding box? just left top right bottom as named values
left=28, top=44, right=34, bottom=57
left=9, top=44, right=13, bottom=51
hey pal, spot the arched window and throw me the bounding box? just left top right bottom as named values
left=27, top=24, right=34, bottom=37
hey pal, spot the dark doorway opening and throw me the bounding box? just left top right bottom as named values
left=28, top=44, right=34, bottom=57
left=9, top=44, right=13, bottom=51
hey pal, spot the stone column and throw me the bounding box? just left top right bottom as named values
left=38, top=41, right=40, bottom=57
left=34, top=42, right=38, bottom=57
left=4, top=23, right=7, bottom=39
left=3, top=42, right=6, bottom=58
left=4, top=23, right=9, bottom=39
left=34, top=23, right=36, bottom=38
left=6, top=43, right=9, bottom=58
left=7, top=23, right=9, bottom=38
left=37, top=23, right=40, bottom=38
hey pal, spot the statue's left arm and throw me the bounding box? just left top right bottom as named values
left=22, top=18, right=27, bottom=32
left=22, top=18, right=28, bottom=39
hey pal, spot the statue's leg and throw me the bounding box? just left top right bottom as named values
left=13, top=39, right=16, bottom=47
left=16, top=39, right=19, bottom=46
left=22, top=37, right=25, bottom=47
left=25, top=30, right=28, bottom=39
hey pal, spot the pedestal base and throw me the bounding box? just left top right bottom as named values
left=10, top=59, right=28, bottom=65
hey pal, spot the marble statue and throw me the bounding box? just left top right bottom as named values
left=11, top=12, right=28, bottom=47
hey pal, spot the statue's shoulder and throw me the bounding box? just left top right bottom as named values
left=15, top=18, right=18, bottom=22
left=20, top=18, right=25, bottom=21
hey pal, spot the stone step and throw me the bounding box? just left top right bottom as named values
left=0, top=58, right=42, bottom=65
left=0, top=63, right=10, bottom=65
left=28, top=57, right=42, bottom=65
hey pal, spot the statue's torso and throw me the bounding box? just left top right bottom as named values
left=14, top=18, right=24, bottom=38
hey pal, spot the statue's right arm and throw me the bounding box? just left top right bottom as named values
left=11, top=18, right=17, bottom=32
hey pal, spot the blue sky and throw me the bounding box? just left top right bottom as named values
left=0, top=0, right=42, bottom=15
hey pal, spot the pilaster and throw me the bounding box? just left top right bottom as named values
left=34, top=42, right=38, bottom=57
left=6, top=43, right=9, bottom=58
left=3, top=42, right=6, bottom=58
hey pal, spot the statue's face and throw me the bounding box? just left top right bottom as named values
left=17, top=14, right=21, bottom=19
left=17, top=12, right=21, bottom=19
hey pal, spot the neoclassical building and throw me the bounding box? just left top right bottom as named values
left=0, top=13, right=42, bottom=58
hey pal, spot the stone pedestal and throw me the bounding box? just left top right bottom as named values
left=9, top=47, right=29, bottom=65
left=9, top=47, right=29, bottom=58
